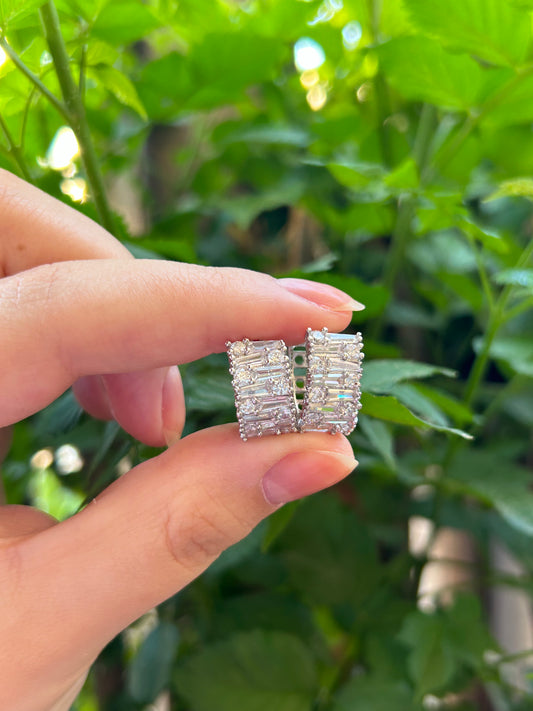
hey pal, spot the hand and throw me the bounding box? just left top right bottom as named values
left=0, top=169, right=361, bottom=711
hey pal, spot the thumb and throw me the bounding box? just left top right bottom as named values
left=1, top=425, right=356, bottom=706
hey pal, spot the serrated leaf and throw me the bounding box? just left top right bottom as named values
left=175, top=630, right=317, bottom=711
left=404, top=0, right=531, bottom=68
left=361, top=393, right=472, bottom=439
left=378, top=36, right=482, bottom=110
left=91, top=65, right=147, bottom=119
left=362, top=360, right=456, bottom=394
left=127, top=623, right=179, bottom=704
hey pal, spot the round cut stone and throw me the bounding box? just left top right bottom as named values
left=342, top=342, right=360, bottom=361
left=266, top=378, right=289, bottom=395
left=266, top=349, right=284, bottom=365
left=234, top=367, right=254, bottom=386
left=310, top=330, right=326, bottom=345
left=342, top=372, right=359, bottom=389
left=309, top=355, right=329, bottom=371
left=308, top=385, right=326, bottom=404
left=240, top=398, right=256, bottom=415
left=304, top=412, right=323, bottom=428
left=231, top=341, right=247, bottom=357
left=246, top=423, right=262, bottom=437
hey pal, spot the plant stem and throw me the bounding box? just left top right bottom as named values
left=0, top=36, right=70, bottom=122
left=39, top=1, right=117, bottom=235
left=0, top=111, right=32, bottom=180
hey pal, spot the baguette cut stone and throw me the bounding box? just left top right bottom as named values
left=228, top=327, right=363, bottom=440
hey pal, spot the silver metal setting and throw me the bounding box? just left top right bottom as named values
left=227, top=328, right=363, bottom=440
left=299, top=328, right=363, bottom=435
left=227, top=338, right=299, bottom=441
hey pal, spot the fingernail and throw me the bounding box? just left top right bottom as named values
left=278, top=278, right=365, bottom=313
left=262, top=450, right=358, bottom=506
left=162, top=366, right=184, bottom=447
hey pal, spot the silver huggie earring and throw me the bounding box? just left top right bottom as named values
left=227, top=328, right=363, bottom=440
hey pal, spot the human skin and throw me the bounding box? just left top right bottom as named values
left=0, top=169, right=363, bottom=711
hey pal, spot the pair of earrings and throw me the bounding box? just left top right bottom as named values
left=227, top=328, right=363, bottom=441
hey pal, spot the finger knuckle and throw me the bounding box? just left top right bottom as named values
left=164, top=492, right=250, bottom=572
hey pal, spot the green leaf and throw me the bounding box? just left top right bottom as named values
left=262, top=501, right=302, bottom=552
left=183, top=370, right=234, bottom=412
left=398, top=612, right=456, bottom=697
left=475, top=335, right=533, bottom=377
left=389, top=383, right=450, bottom=428
left=359, top=417, right=396, bottom=469
left=404, top=0, right=531, bottom=68
left=486, top=177, right=533, bottom=201
left=0, top=0, right=45, bottom=30
left=333, top=676, right=417, bottom=711
left=447, top=450, right=533, bottom=536
left=378, top=37, right=482, bottom=110
left=362, top=359, right=456, bottom=394
left=280, top=496, right=380, bottom=606
left=481, top=72, right=533, bottom=128
left=175, top=631, right=317, bottom=711
left=91, top=0, right=159, bottom=44
left=384, top=158, right=419, bottom=191
left=90, top=65, right=147, bottom=119
left=493, top=268, right=533, bottom=291
left=127, top=622, right=179, bottom=704
left=218, top=123, right=311, bottom=148
left=361, top=393, right=473, bottom=439
left=206, top=522, right=266, bottom=576
left=187, top=32, right=286, bottom=109
left=212, top=179, right=305, bottom=229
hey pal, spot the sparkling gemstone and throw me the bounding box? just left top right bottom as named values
left=308, top=385, right=326, bottom=404
left=342, top=342, right=360, bottom=360
left=342, top=372, right=359, bottom=389
left=304, top=412, right=323, bottom=427
left=274, top=407, right=291, bottom=423
left=310, top=329, right=326, bottom=345
left=246, top=423, right=262, bottom=437
left=234, top=367, right=254, bottom=386
left=240, top=399, right=256, bottom=415
left=309, top=355, right=329, bottom=371
left=231, top=341, right=247, bottom=357
left=266, top=378, right=289, bottom=395
left=266, top=349, right=284, bottom=365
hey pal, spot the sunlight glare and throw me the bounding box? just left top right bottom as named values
left=60, top=177, right=87, bottom=203
left=0, top=45, right=7, bottom=67
left=306, top=84, right=327, bottom=111
left=294, top=38, right=326, bottom=72
left=46, top=126, right=80, bottom=171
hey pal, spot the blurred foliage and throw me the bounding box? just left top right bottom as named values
left=1, top=0, right=533, bottom=708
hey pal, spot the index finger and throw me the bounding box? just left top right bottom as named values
left=0, top=259, right=359, bottom=425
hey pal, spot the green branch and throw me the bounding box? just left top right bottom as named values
left=39, top=1, right=117, bottom=235
left=0, top=111, right=31, bottom=180
left=0, top=36, right=69, bottom=122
